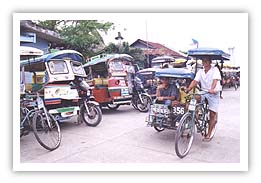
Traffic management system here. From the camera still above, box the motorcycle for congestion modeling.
[74,77,102,127]
[131,76,152,112]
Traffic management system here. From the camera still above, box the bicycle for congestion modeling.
[174,89,218,158]
[20,92,61,151]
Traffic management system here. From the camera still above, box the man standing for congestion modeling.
[186,56,222,141]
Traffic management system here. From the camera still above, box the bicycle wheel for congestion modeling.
[32,110,61,151]
[20,107,31,137]
[175,112,195,158]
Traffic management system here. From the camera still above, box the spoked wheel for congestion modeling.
[107,104,120,110]
[20,107,31,137]
[136,95,152,112]
[131,102,138,110]
[175,112,195,158]
[81,103,102,127]
[32,110,61,151]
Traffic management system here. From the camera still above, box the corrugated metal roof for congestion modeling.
[130,39,186,58]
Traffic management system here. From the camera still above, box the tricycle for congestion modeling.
[146,68,195,131]
[84,54,151,112]
[20,50,102,126]
[151,55,175,68]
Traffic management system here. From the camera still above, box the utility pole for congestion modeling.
[145,20,150,68]
[228,46,235,66]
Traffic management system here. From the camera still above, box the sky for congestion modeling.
[15,13,247,67]
[99,13,248,67]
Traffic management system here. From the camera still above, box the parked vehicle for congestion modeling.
[73,77,102,126]
[131,76,152,112]
[20,50,102,126]
[151,55,175,68]
[135,67,159,99]
[222,69,240,90]
[83,54,135,110]
[20,92,61,151]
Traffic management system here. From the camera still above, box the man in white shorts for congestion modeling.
[186,56,222,141]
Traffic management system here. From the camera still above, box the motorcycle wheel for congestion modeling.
[136,95,152,112]
[107,104,120,110]
[131,96,138,110]
[81,103,102,127]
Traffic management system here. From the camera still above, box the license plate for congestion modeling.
[121,88,129,96]
[173,106,185,115]
[188,99,197,111]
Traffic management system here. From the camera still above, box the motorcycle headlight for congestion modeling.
[87,90,91,96]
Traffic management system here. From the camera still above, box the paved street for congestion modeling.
[20,87,240,164]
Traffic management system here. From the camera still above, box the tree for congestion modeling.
[104,42,146,68]
[37,20,113,58]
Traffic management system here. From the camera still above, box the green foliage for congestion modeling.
[36,20,145,68]
[104,42,146,68]
[36,20,113,58]
[37,20,60,31]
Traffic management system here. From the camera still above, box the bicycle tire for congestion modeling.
[175,112,195,158]
[20,107,31,137]
[32,110,61,151]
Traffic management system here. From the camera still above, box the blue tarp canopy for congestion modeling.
[83,54,133,67]
[20,50,84,66]
[155,68,195,79]
[187,47,230,61]
[151,55,175,63]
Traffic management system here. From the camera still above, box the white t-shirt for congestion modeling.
[194,66,222,92]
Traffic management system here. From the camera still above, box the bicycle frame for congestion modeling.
[20,93,53,135]
[187,90,209,132]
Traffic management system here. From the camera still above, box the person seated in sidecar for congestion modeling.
[179,78,199,111]
[155,77,180,107]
